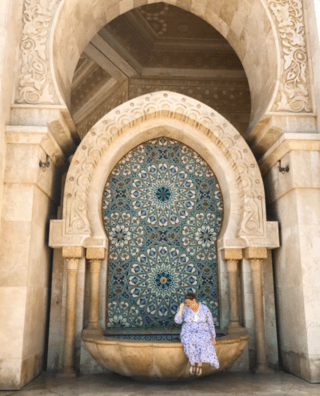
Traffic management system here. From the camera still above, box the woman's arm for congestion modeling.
[205,305,216,339]
[174,303,185,324]
[174,311,183,324]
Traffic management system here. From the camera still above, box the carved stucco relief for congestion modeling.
[268,0,312,112]
[16,0,60,104]
[63,92,266,240]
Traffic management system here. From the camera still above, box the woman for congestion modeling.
[174,292,219,376]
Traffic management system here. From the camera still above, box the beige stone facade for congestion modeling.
[0,0,319,390]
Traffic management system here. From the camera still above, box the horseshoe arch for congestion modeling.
[49,91,279,250]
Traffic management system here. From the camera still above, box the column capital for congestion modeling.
[62,246,85,259]
[221,248,243,261]
[86,247,106,260]
[244,247,268,260]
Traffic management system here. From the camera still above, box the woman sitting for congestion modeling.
[174,292,219,376]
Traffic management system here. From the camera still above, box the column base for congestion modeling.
[254,363,274,374]
[228,322,242,330]
[56,367,78,378]
[82,327,104,338]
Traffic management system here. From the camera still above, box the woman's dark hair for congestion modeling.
[184,293,197,301]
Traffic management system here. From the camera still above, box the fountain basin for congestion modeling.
[82,328,250,380]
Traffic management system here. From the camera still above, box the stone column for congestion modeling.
[222,248,243,332]
[59,246,84,378]
[0,127,64,390]
[245,247,272,373]
[86,248,105,334]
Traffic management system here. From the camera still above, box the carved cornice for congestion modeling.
[5,125,66,169]
[259,133,320,175]
[268,0,312,112]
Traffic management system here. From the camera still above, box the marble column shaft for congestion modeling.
[250,259,267,366]
[88,260,101,329]
[227,260,241,328]
[245,247,271,373]
[61,246,84,377]
[222,249,243,330]
[86,248,105,332]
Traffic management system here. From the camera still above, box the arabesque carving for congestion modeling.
[17,0,59,104]
[268,0,312,112]
[64,92,266,239]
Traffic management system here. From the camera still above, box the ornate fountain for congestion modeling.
[82,137,250,380]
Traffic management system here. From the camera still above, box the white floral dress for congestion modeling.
[174,304,219,368]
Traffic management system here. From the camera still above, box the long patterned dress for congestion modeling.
[174,303,219,368]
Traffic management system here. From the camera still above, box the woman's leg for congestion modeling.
[196,363,202,376]
[184,342,200,364]
[189,362,196,375]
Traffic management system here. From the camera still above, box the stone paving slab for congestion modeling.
[1,370,320,396]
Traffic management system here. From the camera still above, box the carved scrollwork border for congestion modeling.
[63,92,267,240]
[16,0,60,104]
[268,0,312,112]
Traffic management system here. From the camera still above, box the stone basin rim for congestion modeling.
[82,330,250,380]
[82,333,250,348]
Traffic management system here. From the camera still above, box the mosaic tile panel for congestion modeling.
[103,137,223,331]
[105,333,225,341]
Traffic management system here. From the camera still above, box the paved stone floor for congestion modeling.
[1,369,320,396]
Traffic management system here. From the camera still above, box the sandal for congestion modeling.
[189,363,196,375]
[196,365,203,376]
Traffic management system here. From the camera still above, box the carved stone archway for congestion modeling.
[49,91,279,377]
[13,0,314,170]
[49,0,280,132]
[50,91,278,249]
[12,0,286,135]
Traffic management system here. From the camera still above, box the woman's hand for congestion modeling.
[212,338,216,345]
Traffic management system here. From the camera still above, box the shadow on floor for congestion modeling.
[1,368,320,396]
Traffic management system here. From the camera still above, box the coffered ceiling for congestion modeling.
[71,3,251,139]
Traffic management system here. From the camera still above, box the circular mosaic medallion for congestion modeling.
[156,187,171,202]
